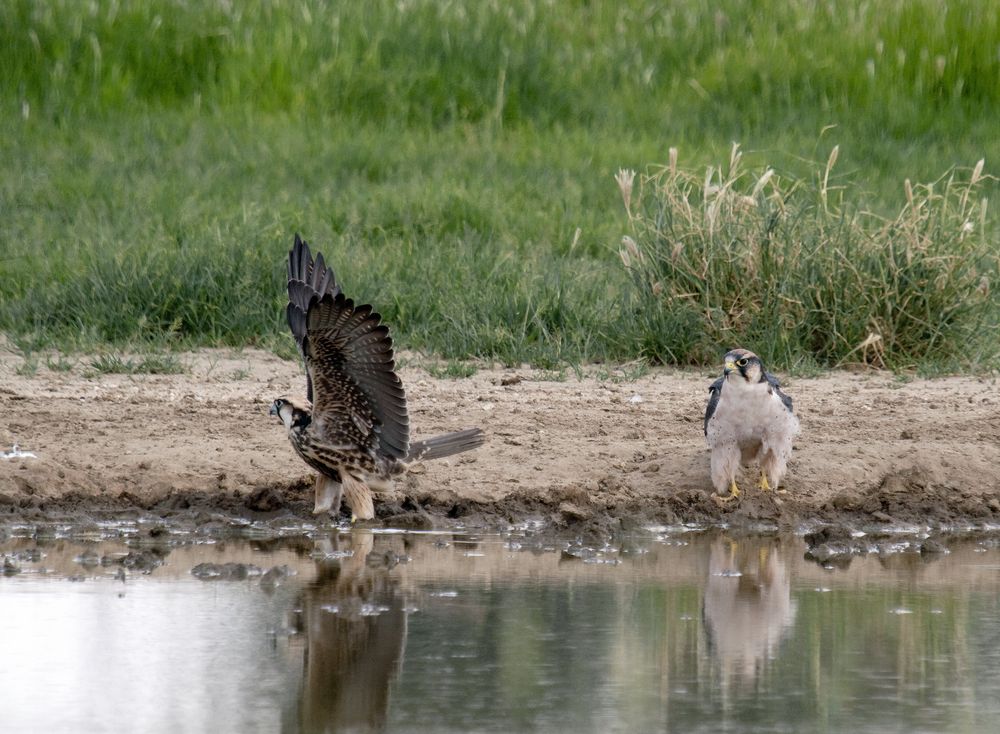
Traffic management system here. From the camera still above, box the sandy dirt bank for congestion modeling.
[2,348,998,534]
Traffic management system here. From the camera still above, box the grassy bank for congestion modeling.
[1,0,997,369]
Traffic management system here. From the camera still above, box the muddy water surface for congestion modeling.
[2,526,999,733]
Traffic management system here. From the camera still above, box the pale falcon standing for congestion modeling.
[704,348,799,504]
[270,234,485,521]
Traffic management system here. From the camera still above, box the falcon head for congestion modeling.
[269,396,313,430]
[722,348,763,383]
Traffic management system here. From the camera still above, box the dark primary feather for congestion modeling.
[763,371,794,413]
[306,292,410,461]
[767,372,795,413]
[286,234,341,402]
[704,376,724,436]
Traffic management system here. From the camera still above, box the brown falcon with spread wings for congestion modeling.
[270,235,485,520]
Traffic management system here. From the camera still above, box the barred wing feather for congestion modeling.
[305,292,410,461]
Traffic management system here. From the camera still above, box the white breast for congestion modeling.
[707,378,798,449]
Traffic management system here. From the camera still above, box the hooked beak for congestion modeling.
[268,402,278,417]
[724,360,736,375]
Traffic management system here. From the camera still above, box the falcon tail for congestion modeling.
[407,428,485,462]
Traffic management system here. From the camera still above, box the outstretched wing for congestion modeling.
[704,376,724,436]
[286,234,341,402]
[763,371,794,413]
[305,291,410,461]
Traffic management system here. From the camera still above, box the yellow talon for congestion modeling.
[759,471,771,492]
[712,480,741,506]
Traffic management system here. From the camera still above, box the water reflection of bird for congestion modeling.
[270,235,485,520]
[286,533,408,733]
[704,348,799,504]
[702,536,796,694]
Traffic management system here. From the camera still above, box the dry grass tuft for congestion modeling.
[619,148,999,369]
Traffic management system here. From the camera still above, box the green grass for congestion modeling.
[1,0,998,370]
[87,353,187,375]
[15,358,39,377]
[593,361,652,383]
[423,361,479,380]
[530,369,569,383]
[45,354,76,372]
[5,0,997,133]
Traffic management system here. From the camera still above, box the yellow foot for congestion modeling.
[759,472,789,495]
[712,481,741,507]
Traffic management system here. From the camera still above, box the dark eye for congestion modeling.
[736,358,749,367]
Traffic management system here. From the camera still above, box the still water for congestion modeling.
[1,526,999,734]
